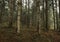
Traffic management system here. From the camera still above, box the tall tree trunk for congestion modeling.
[8,0,14,28]
[59,0,60,31]
[17,0,22,33]
[55,0,59,31]
[0,1,2,23]
[0,0,5,27]
[45,0,48,31]
[36,0,41,34]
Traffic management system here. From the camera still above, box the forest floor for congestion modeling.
[0,27,60,42]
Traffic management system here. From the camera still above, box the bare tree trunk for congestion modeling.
[59,0,60,31]
[0,0,5,27]
[36,0,41,34]
[8,0,14,28]
[0,1,2,23]
[17,0,22,33]
[55,0,59,31]
[45,0,49,31]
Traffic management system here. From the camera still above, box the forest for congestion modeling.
[0,0,60,42]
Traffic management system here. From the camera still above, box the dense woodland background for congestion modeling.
[0,0,60,42]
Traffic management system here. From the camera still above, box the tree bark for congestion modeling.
[17,0,22,33]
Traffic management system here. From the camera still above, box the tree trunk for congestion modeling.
[8,0,14,28]
[17,0,22,33]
